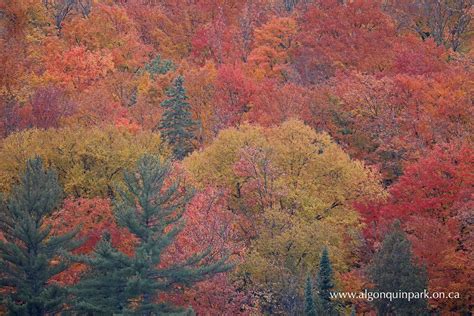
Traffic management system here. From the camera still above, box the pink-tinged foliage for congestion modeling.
[47,197,136,285]
[0,0,472,313]
[357,144,473,311]
[214,64,256,129]
[162,187,251,314]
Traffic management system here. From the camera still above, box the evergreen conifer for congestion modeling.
[158,76,197,160]
[305,276,317,316]
[73,155,231,314]
[0,158,79,315]
[368,221,428,315]
[317,247,337,315]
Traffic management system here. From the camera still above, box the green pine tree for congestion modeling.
[368,221,428,316]
[305,276,317,316]
[73,155,231,314]
[144,55,174,78]
[317,247,337,315]
[0,157,80,315]
[70,232,133,314]
[158,76,197,160]
[350,305,356,316]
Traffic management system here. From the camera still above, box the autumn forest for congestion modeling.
[0,0,473,315]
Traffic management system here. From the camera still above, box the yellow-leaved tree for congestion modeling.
[184,120,385,313]
[0,126,168,197]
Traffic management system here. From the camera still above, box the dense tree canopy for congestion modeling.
[0,0,472,314]
[0,158,80,315]
[184,120,385,314]
[0,126,168,197]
